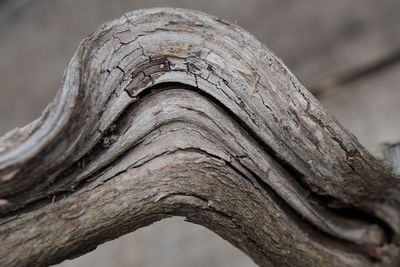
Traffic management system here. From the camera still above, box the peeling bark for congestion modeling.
[0,8,400,266]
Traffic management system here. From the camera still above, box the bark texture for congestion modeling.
[1,8,400,266]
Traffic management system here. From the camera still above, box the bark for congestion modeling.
[0,8,400,266]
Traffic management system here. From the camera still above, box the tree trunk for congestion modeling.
[1,8,400,266]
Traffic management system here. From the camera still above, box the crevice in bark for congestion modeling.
[1,8,400,266]
[10,81,391,261]
[234,156,387,262]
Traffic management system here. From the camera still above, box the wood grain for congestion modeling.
[1,8,399,266]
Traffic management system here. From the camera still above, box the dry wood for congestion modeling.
[0,8,400,266]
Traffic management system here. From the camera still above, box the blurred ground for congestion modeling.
[1,0,400,266]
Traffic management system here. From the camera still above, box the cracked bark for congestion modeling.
[1,8,400,267]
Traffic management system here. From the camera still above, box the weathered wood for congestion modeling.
[4,1,400,137]
[1,8,400,266]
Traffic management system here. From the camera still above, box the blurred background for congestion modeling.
[1,0,400,266]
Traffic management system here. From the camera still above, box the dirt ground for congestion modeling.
[1,1,400,266]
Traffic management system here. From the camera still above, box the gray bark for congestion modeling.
[1,8,400,266]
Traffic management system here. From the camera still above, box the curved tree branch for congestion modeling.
[0,8,399,266]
